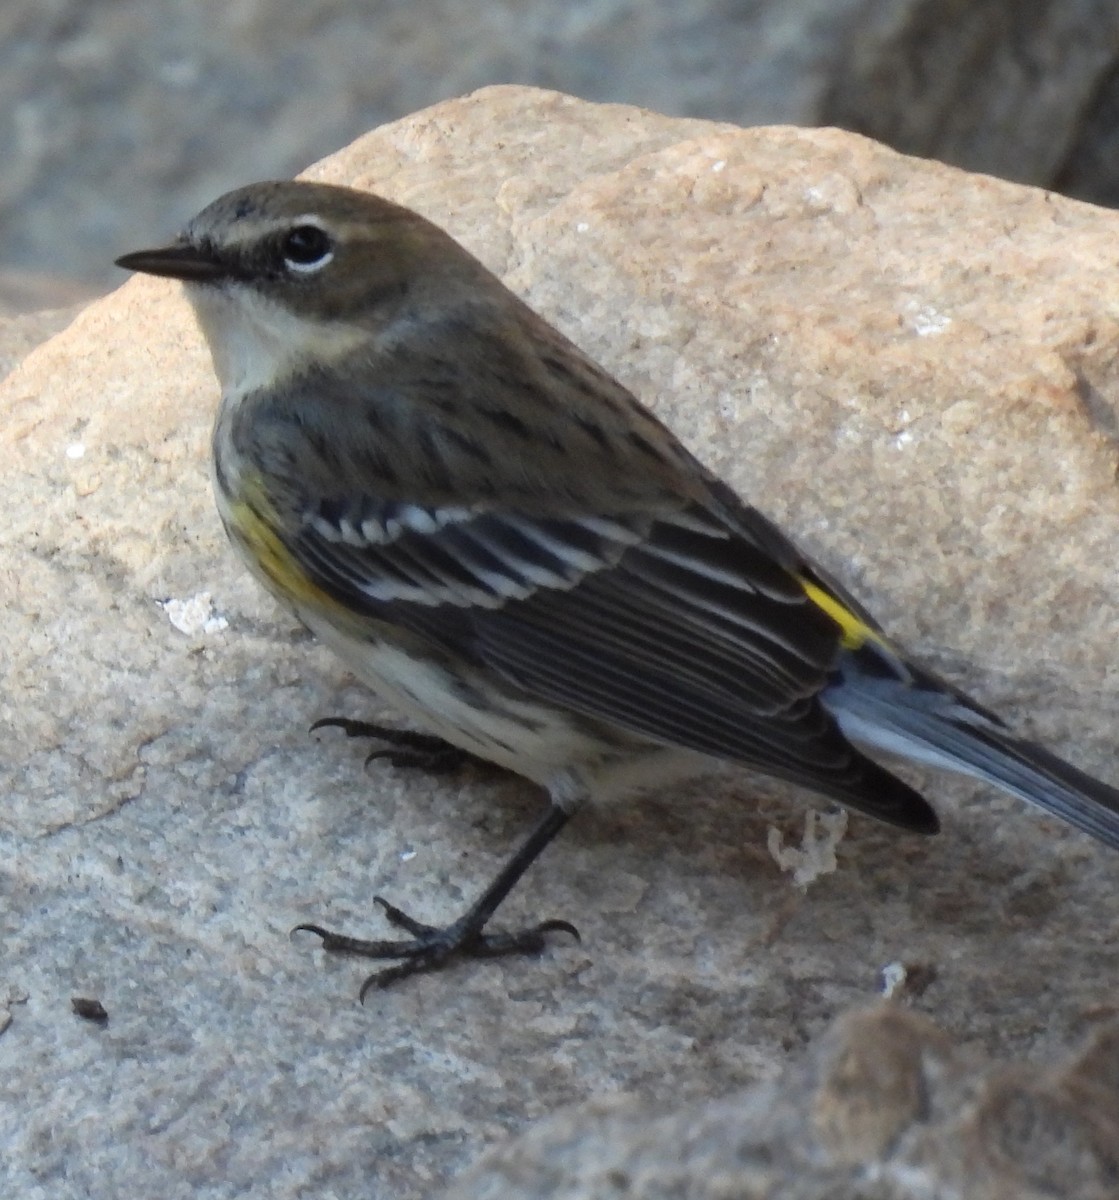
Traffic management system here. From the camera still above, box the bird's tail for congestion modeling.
[823,645,1119,850]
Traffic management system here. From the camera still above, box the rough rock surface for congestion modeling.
[0,303,82,383]
[4,87,1119,1200]
[441,1005,1119,1200]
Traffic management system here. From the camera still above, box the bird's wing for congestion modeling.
[267,482,934,830]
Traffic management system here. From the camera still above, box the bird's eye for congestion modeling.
[281,224,334,273]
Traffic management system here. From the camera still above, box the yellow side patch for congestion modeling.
[226,495,336,611]
[799,578,881,650]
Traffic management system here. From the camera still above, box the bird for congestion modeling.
[115,179,1119,998]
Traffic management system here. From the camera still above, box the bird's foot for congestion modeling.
[310,718,472,773]
[295,898,579,1000]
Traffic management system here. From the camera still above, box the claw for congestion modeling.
[310,719,471,773]
[294,803,576,999]
[292,899,579,1000]
[373,895,437,937]
[309,717,374,738]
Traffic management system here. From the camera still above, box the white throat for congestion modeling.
[185,281,365,397]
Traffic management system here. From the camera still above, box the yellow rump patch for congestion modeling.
[799,578,881,650]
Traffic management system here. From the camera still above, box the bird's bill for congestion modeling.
[114,243,227,283]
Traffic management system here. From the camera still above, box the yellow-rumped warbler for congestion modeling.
[117,180,1119,998]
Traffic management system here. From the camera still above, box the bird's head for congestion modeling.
[115,180,481,393]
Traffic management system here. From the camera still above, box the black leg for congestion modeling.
[310,717,472,773]
[294,803,579,999]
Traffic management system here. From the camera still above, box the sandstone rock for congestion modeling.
[440,1005,1119,1200]
[3,87,1119,1200]
[0,305,84,383]
[0,263,94,382]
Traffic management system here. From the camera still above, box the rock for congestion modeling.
[0,306,84,383]
[439,1005,1119,1200]
[0,265,94,382]
[3,86,1119,1200]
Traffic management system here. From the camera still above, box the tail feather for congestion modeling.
[810,750,941,836]
[825,653,1119,851]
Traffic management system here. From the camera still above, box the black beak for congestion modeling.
[114,243,229,283]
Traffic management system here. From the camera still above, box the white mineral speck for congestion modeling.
[159,592,229,636]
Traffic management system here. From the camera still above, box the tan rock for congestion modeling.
[0,268,98,382]
[3,86,1119,1200]
[0,304,85,384]
[440,1004,1119,1200]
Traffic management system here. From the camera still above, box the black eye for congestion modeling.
[281,224,333,272]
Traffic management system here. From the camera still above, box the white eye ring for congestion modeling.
[282,219,334,273]
[286,248,334,274]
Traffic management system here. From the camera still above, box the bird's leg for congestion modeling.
[295,803,579,999]
[311,717,472,773]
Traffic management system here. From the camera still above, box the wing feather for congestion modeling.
[281,492,882,784]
